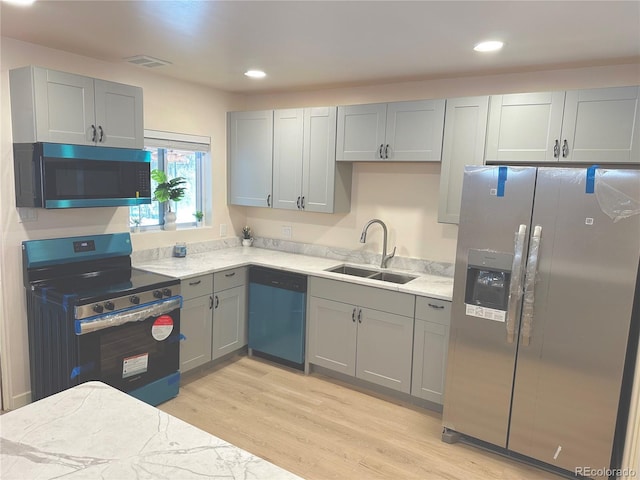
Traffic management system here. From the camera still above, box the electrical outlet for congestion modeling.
[282,225,292,239]
[219,223,227,237]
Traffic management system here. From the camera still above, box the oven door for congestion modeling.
[75,298,181,393]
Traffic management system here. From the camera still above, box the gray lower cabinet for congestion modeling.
[411,296,451,404]
[212,268,247,360]
[307,277,414,394]
[180,275,214,373]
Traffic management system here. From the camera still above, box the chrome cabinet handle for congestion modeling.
[352,308,356,323]
[297,196,301,209]
[521,225,542,346]
[379,144,384,159]
[267,194,271,207]
[301,196,305,209]
[189,280,202,286]
[562,139,569,158]
[98,125,104,142]
[224,272,236,277]
[384,144,389,159]
[553,139,560,158]
[428,303,444,309]
[91,125,97,142]
[506,224,527,343]
[357,309,362,323]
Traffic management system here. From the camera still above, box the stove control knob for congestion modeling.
[153,290,163,299]
[93,304,104,314]
[104,301,115,311]
[129,295,140,305]
[162,288,172,297]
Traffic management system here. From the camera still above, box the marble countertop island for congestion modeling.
[0,381,302,480]
[135,246,454,301]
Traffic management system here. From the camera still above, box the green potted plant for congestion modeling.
[151,169,186,230]
[130,217,141,234]
[193,211,204,227]
[242,226,253,246]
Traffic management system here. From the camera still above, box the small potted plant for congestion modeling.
[151,169,186,231]
[242,226,253,247]
[193,211,204,227]
[130,218,141,234]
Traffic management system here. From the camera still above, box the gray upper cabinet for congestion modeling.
[228,110,274,207]
[438,96,489,224]
[231,107,351,213]
[336,99,446,162]
[9,66,143,149]
[486,86,640,163]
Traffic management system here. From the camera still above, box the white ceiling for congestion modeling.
[1,0,639,94]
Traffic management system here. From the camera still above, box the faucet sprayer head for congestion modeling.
[359,232,367,243]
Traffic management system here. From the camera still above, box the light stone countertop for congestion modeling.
[0,381,302,480]
[135,246,453,301]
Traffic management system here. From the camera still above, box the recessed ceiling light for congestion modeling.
[2,0,36,5]
[474,40,504,52]
[244,70,266,79]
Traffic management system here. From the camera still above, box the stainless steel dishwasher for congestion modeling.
[248,267,307,369]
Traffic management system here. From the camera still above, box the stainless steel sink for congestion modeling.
[326,265,379,277]
[326,265,417,284]
[368,271,417,284]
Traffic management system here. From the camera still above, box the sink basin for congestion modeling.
[326,265,417,284]
[326,265,379,277]
[368,271,417,284]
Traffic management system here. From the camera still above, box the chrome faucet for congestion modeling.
[360,219,396,268]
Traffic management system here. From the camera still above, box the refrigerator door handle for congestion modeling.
[521,225,542,346]
[506,224,528,343]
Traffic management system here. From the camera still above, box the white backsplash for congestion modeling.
[133,236,454,277]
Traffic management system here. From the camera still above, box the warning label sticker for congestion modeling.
[152,315,174,341]
[465,304,506,323]
[123,353,148,378]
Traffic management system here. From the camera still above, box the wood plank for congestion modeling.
[159,355,562,479]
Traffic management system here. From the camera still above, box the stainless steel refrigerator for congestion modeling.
[442,166,640,478]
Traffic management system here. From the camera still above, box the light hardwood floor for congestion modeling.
[159,355,560,479]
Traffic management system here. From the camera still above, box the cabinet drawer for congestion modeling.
[181,274,213,300]
[214,267,247,292]
[415,296,451,325]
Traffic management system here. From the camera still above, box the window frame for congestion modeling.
[131,130,210,232]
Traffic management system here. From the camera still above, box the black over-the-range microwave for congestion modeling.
[13,142,152,208]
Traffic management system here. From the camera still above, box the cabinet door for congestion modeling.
[180,295,213,372]
[94,80,144,149]
[272,108,304,210]
[212,285,247,360]
[302,107,338,213]
[485,92,565,162]
[33,67,95,145]
[355,307,414,394]
[561,86,640,163]
[307,297,357,375]
[336,103,387,161]
[385,99,446,161]
[412,298,451,404]
[228,110,273,207]
[438,96,489,224]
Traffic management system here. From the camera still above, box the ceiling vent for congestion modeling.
[124,55,172,68]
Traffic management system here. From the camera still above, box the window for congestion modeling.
[130,130,210,229]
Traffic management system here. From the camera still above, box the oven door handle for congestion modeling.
[74,296,183,335]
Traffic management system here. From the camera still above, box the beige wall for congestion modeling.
[1,38,639,469]
[0,37,243,409]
